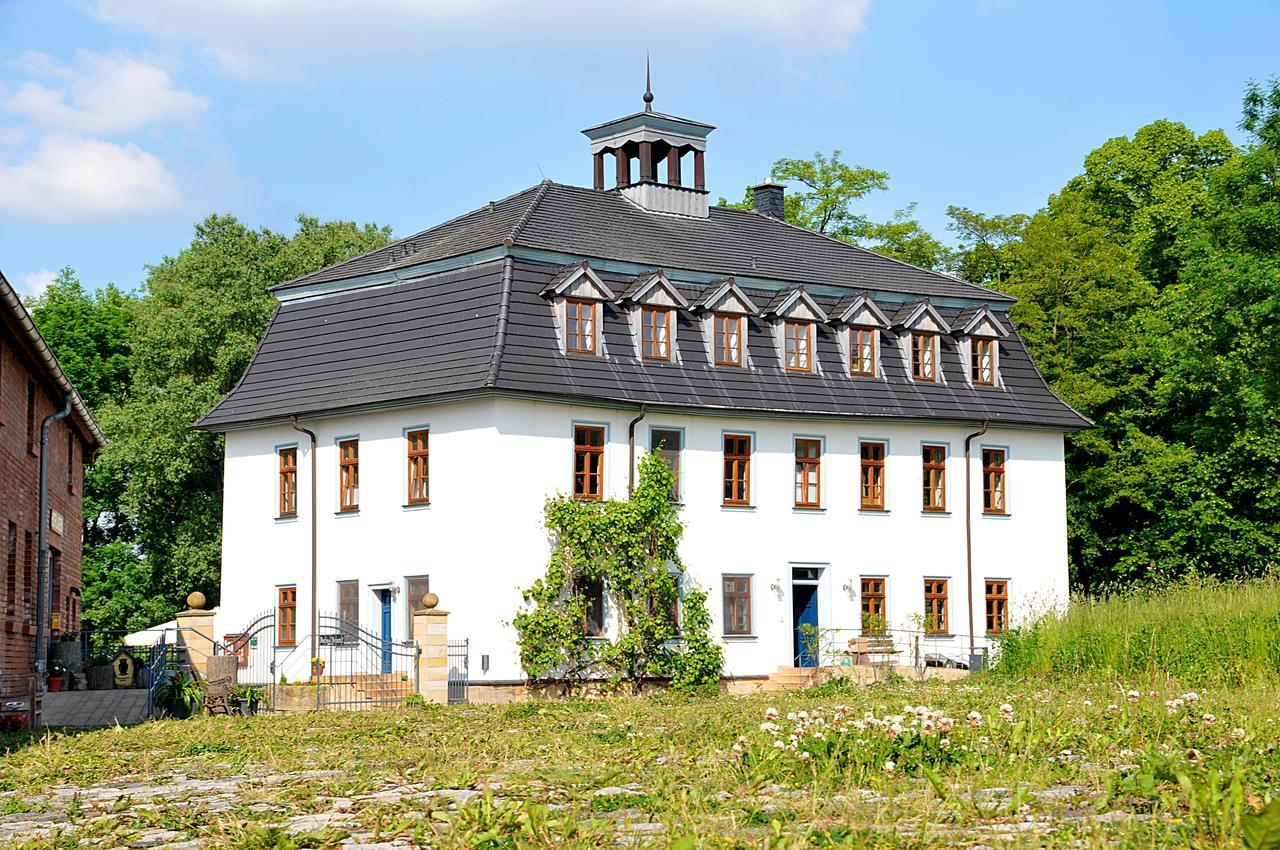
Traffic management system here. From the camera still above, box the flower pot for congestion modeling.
[47,675,64,692]
[311,662,325,679]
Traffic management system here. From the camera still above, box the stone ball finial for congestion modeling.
[422,592,439,610]
[187,591,207,610]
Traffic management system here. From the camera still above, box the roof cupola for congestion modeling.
[582,60,715,218]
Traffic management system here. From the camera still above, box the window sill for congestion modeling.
[334,510,360,518]
[403,502,432,512]
[793,506,825,514]
[982,512,1012,520]
[921,510,952,517]
[274,516,299,524]
[859,507,890,515]
[923,633,954,639]
[722,634,757,642]
[721,504,755,512]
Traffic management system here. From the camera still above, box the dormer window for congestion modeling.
[784,321,812,372]
[850,327,876,377]
[971,338,995,385]
[641,307,671,361]
[566,299,597,355]
[912,332,938,381]
[714,313,743,366]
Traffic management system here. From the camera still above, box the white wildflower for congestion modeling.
[884,760,896,773]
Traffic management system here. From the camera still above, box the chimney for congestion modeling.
[749,180,786,219]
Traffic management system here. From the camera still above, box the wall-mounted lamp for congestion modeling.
[481,654,490,673]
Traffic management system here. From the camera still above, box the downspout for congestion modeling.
[291,417,318,670]
[627,405,648,494]
[963,419,990,659]
[34,393,73,676]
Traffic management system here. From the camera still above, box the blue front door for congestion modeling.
[379,590,392,674]
[792,583,819,667]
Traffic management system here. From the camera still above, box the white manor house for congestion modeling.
[197,92,1089,693]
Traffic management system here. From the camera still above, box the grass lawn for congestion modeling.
[2,673,1279,848]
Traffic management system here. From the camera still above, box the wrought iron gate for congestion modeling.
[221,609,278,711]
[316,612,419,710]
[447,639,469,705]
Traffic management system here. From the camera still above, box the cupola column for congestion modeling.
[616,148,630,187]
[693,150,706,191]
[639,140,655,183]
[593,151,606,191]
[666,147,682,186]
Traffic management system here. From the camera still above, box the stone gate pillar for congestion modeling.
[175,591,217,679]
[412,593,449,704]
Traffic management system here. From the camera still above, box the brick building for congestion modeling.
[0,271,104,680]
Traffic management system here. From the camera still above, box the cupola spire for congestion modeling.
[582,69,715,218]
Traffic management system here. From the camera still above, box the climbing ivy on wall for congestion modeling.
[513,452,723,693]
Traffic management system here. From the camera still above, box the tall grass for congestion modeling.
[993,577,1280,686]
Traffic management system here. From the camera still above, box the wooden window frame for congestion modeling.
[985,579,1009,635]
[982,448,1008,514]
[338,439,359,512]
[722,434,752,506]
[722,574,753,636]
[911,332,938,382]
[278,447,298,518]
[649,428,682,501]
[406,429,430,506]
[861,577,887,635]
[784,320,813,372]
[860,441,887,510]
[850,326,876,377]
[922,444,947,512]
[640,307,672,361]
[924,578,949,635]
[713,313,743,367]
[793,437,822,509]
[22,531,33,622]
[573,425,605,501]
[337,579,359,638]
[565,298,597,355]
[971,337,996,385]
[405,576,430,632]
[223,633,250,668]
[277,586,297,646]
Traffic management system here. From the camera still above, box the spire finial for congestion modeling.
[643,53,654,112]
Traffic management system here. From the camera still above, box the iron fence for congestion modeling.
[447,640,469,705]
[794,625,1002,673]
[314,612,419,710]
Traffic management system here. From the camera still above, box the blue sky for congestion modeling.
[0,0,1276,296]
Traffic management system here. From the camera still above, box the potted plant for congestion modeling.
[46,663,67,692]
[234,684,267,716]
[310,657,325,678]
[86,652,115,690]
[154,670,204,718]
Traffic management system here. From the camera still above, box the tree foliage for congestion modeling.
[35,214,391,632]
[513,452,723,693]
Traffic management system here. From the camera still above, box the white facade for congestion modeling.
[216,394,1069,683]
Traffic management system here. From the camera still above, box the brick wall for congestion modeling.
[0,332,92,678]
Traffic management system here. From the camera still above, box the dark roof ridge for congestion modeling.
[484,256,516,388]
[505,179,553,247]
[723,205,1013,304]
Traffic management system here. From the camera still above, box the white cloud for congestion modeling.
[91,0,872,80]
[2,50,209,134]
[19,269,56,298]
[0,133,180,220]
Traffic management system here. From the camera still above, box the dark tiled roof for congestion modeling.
[274,182,1013,304]
[197,258,1089,431]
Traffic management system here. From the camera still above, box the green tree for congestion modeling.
[79,214,391,630]
[24,267,136,410]
[860,203,953,270]
[946,206,1029,287]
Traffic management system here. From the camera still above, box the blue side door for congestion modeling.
[379,590,392,674]
[792,583,819,667]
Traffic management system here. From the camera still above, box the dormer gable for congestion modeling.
[950,305,1009,339]
[829,292,890,329]
[615,270,689,309]
[890,299,949,335]
[688,277,759,316]
[760,287,828,323]
[539,261,616,302]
